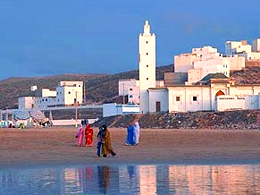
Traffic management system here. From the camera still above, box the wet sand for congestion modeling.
[0,127,260,167]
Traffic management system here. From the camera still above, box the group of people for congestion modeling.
[125,121,140,146]
[76,121,116,158]
[76,117,141,158]
[97,124,116,157]
[76,119,94,147]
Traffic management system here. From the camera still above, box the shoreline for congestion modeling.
[1,127,260,168]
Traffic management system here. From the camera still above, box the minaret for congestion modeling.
[139,20,156,113]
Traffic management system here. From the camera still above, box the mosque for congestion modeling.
[119,20,260,114]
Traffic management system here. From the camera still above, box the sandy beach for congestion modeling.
[0,127,260,168]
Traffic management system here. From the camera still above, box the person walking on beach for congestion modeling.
[99,125,116,157]
[76,120,84,147]
[97,126,104,157]
[134,121,140,145]
[125,122,136,146]
[85,120,93,147]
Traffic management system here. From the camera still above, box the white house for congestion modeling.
[118,79,140,104]
[186,58,230,85]
[56,81,83,106]
[18,97,35,110]
[175,46,245,85]
[225,40,251,56]
[225,39,260,60]
[252,39,260,52]
[18,81,84,109]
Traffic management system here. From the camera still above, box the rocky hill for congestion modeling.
[0,65,173,109]
[230,66,260,84]
[93,109,260,129]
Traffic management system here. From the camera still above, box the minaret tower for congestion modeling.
[139,20,156,113]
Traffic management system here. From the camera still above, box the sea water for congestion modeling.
[0,164,260,195]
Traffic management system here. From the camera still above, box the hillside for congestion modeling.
[230,66,260,84]
[0,65,173,109]
[0,74,106,109]
[0,65,260,109]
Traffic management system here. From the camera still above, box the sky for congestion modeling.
[0,0,260,80]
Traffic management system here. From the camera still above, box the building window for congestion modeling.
[45,99,47,101]
[42,99,44,102]
[146,53,148,55]
[78,85,81,87]
[129,95,133,98]
[146,78,149,80]
[146,64,149,68]
[68,91,71,94]
[146,41,148,44]
[129,88,133,91]
[176,96,180,101]
[193,96,197,101]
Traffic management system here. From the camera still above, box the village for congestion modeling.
[1,20,260,128]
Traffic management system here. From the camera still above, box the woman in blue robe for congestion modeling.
[125,124,136,146]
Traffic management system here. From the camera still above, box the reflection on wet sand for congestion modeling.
[1,164,260,194]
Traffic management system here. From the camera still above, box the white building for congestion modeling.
[135,21,260,113]
[56,81,83,106]
[174,46,245,85]
[18,97,35,110]
[225,39,260,60]
[186,58,230,85]
[18,81,84,109]
[36,88,56,97]
[252,39,260,52]
[139,20,156,113]
[225,40,251,56]
[118,79,140,104]
[148,78,260,113]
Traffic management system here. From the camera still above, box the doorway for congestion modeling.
[156,101,161,112]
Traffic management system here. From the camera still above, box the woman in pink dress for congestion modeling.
[76,120,84,147]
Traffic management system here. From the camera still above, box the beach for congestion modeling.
[0,127,260,168]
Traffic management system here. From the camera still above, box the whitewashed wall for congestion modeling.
[34,97,56,109]
[18,97,35,109]
[174,53,198,72]
[148,88,168,112]
[216,95,259,111]
[118,79,138,96]
[103,103,140,117]
[224,56,245,71]
[168,86,212,112]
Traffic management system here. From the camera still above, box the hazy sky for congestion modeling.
[0,0,260,80]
